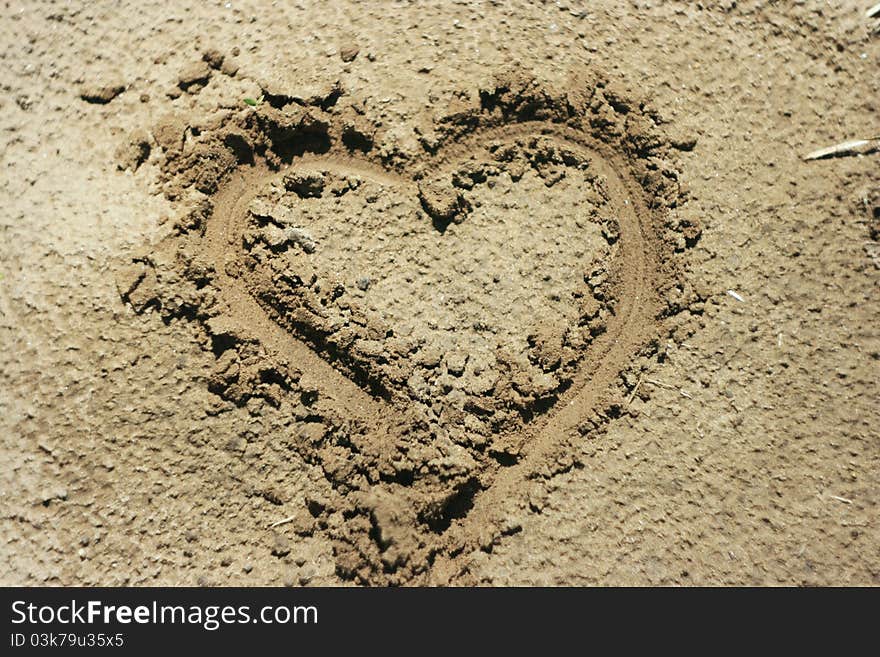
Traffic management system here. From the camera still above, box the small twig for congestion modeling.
[267,515,297,529]
[803,137,880,161]
[625,374,643,406]
[828,494,853,505]
[645,378,692,400]
[868,3,880,18]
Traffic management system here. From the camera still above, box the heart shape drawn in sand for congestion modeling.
[121,71,697,584]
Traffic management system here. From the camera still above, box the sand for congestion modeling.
[1,1,878,586]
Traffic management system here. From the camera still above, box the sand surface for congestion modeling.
[1,1,878,586]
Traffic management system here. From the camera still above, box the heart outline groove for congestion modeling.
[119,70,701,584]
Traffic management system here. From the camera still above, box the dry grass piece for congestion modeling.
[625,374,643,406]
[267,515,298,529]
[803,137,880,161]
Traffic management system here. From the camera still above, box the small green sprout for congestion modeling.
[243,95,264,107]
